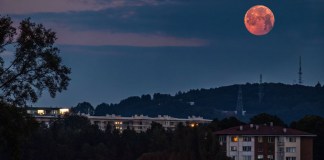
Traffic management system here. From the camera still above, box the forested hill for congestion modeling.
[72,83,324,122]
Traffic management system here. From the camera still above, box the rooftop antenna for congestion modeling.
[258,74,264,103]
[298,56,303,85]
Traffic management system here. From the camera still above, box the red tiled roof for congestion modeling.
[214,124,316,136]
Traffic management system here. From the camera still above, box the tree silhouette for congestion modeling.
[0,16,70,106]
[250,113,286,126]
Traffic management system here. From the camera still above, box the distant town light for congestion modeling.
[190,123,198,128]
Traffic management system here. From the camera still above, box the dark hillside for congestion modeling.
[73,83,324,122]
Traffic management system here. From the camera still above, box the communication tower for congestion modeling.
[298,56,303,85]
[236,86,244,116]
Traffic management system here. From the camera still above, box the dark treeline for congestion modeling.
[72,83,324,122]
[1,103,324,160]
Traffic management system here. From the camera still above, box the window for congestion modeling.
[258,146,263,152]
[286,157,296,160]
[219,136,226,142]
[257,155,264,160]
[287,137,296,142]
[279,137,285,142]
[59,108,69,115]
[114,121,123,125]
[231,136,239,142]
[279,147,284,152]
[286,147,296,153]
[37,109,45,115]
[268,148,274,153]
[243,146,251,152]
[243,155,252,160]
[231,146,237,151]
[268,137,274,143]
[267,155,274,160]
[258,136,263,143]
[243,136,251,142]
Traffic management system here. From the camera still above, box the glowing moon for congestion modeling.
[244,5,275,36]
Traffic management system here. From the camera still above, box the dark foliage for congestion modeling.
[71,102,95,115]
[1,109,323,160]
[20,115,230,160]
[250,113,286,126]
[0,103,38,160]
[0,16,70,106]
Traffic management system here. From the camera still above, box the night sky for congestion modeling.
[1,0,323,107]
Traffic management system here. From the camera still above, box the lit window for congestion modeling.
[59,108,69,115]
[114,121,123,125]
[243,156,252,160]
[231,136,239,142]
[287,137,296,142]
[258,136,263,143]
[286,147,296,153]
[115,126,123,130]
[231,146,237,151]
[37,110,45,115]
[257,155,263,160]
[243,146,251,152]
[243,136,251,142]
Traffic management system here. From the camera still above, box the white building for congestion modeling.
[215,124,316,160]
[86,114,212,132]
[26,107,212,132]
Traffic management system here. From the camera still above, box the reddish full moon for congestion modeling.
[244,5,275,36]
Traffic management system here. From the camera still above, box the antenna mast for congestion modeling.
[298,56,303,85]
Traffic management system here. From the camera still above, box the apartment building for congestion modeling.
[215,124,315,160]
[26,107,212,132]
[87,114,212,132]
[26,107,70,127]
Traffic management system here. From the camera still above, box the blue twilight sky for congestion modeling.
[1,0,323,107]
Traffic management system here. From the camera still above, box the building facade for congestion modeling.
[26,107,212,132]
[26,107,70,127]
[215,124,315,160]
[87,114,212,132]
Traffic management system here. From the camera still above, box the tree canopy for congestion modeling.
[0,16,70,106]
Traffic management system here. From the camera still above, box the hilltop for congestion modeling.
[72,83,324,122]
